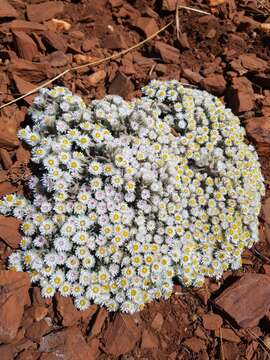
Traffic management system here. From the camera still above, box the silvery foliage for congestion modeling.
[2,80,264,313]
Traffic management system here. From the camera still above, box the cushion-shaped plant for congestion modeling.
[3,80,264,313]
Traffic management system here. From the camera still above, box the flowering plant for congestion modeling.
[3,80,264,313]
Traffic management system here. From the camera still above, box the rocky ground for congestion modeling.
[0,0,270,359]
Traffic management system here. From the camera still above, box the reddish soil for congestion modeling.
[0,0,270,359]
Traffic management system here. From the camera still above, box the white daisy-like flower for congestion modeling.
[75,296,90,311]
[41,282,56,298]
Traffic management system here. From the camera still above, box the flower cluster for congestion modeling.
[3,80,264,313]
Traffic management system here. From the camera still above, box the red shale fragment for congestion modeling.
[39,326,91,359]
[13,31,39,61]
[202,313,223,331]
[215,274,270,328]
[0,0,18,19]
[0,271,30,343]
[135,17,159,38]
[0,215,21,248]
[55,293,97,327]
[26,2,64,23]
[103,314,141,356]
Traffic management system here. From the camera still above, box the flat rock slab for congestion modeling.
[39,326,91,359]
[0,0,18,19]
[26,1,64,23]
[0,271,30,343]
[55,293,97,327]
[215,274,270,328]
[0,215,21,248]
[103,314,141,356]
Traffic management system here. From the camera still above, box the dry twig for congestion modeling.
[219,327,225,360]
[0,21,173,110]
[0,5,210,110]
[246,328,270,354]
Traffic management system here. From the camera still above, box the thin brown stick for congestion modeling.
[246,328,270,354]
[219,328,225,360]
[176,2,181,41]
[0,20,173,110]
[253,248,270,263]
[224,319,270,357]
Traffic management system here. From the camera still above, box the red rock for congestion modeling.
[32,288,47,307]
[9,58,50,83]
[206,28,216,39]
[182,68,203,84]
[42,31,67,52]
[135,17,159,38]
[201,74,226,96]
[192,283,211,306]
[110,0,123,6]
[47,18,71,32]
[0,0,18,19]
[222,342,240,360]
[215,274,270,328]
[87,338,100,360]
[141,329,159,349]
[209,0,226,5]
[102,33,127,50]
[0,271,30,343]
[133,52,155,69]
[70,30,85,40]
[0,182,19,197]
[262,91,270,116]
[9,20,47,32]
[245,117,270,149]
[32,33,46,52]
[262,197,270,225]
[228,77,254,113]
[26,2,64,23]
[155,41,180,64]
[13,31,39,61]
[0,117,20,150]
[0,216,21,248]
[120,59,136,75]
[151,312,164,331]
[14,338,36,354]
[56,293,97,327]
[0,344,15,360]
[245,341,258,360]
[183,337,206,353]
[202,313,223,331]
[117,3,140,19]
[90,308,108,337]
[40,326,90,359]
[43,51,71,67]
[194,327,207,340]
[32,306,48,322]
[214,328,241,343]
[262,264,270,276]
[239,54,268,73]
[230,59,247,76]
[109,72,134,98]
[16,350,40,360]
[86,70,106,86]
[162,0,178,11]
[104,314,141,356]
[178,32,190,49]
[82,38,99,52]
[0,149,13,170]
[261,23,270,33]
[25,319,51,343]
[13,74,36,106]
[23,305,48,324]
